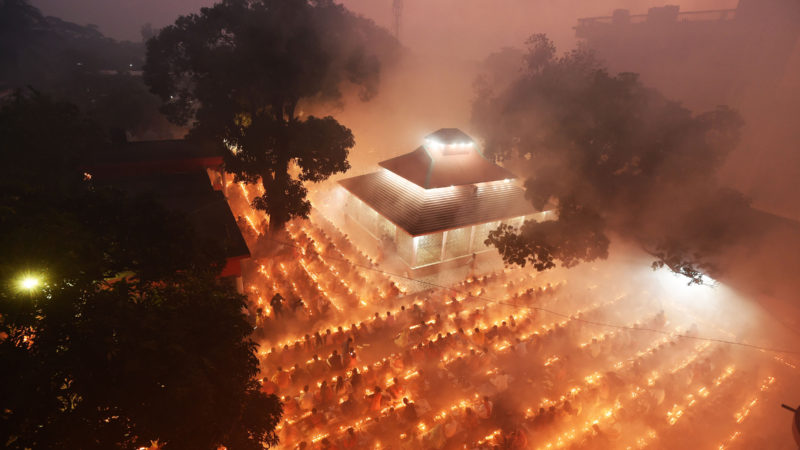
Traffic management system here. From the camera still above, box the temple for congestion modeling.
[338,128,546,274]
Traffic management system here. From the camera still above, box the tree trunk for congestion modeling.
[263,158,291,236]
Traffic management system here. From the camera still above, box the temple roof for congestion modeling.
[378,128,514,189]
[339,169,536,236]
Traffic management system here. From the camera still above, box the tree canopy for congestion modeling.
[144,0,398,233]
[0,0,175,139]
[0,91,281,449]
[473,35,747,284]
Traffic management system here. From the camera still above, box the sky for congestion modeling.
[31,0,738,52]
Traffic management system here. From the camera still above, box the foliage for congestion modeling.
[0,91,281,448]
[0,0,174,138]
[473,35,746,284]
[144,0,398,233]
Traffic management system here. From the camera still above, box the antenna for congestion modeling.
[392,0,404,39]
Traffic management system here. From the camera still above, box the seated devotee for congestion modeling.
[280,345,293,366]
[349,323,361,340]
[339,394,358,418]
[266,346,279,368]
[463,407,480,430]
[366,386,384,414]
[298,385,314,410]
[308,407,326,431]
[372,312,384,329]
[318,437,338,450]
[443,414,460,440]
[314,331,325,349]
[345,351,359,370]
[270,293,285,317]
[471,328,485,347]
[333,375,349,396]
[477,395,493,420]
[318,380,335,407]
[260,377,278,395]
[291,363,309,386]
[308,354,327,378]
[279,420,300,447]
[292,341,303,359]
[389,353,405,373]
[349,368,363,392]
[505,425,528,449]
[387,377,405,400]
[340,427,359,449]
[486,325,500,343]
[328,350,344,371]
[401,397,418,424]
[333,326,347,346]
[342,336,354,356]
[274,367,291,390]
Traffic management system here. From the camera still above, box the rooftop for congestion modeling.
[378,128,514,189]
[340,169,535,236]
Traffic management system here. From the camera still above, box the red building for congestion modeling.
[88,139,250,289]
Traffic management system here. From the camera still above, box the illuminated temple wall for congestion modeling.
[344,192,547,269]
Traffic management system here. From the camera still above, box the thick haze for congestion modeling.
[31,0,735,50]
[21,0,800,446]
[30,0,798,221]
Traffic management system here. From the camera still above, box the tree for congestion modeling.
[472,35,746,284]
[0,91,282,449]
[0,0,177,139]
[144,0,398,234]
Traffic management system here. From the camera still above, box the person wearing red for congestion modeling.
[274,366,291,390]
[340,428,358,449]
[387,376,405,400]
[367,386,383,413]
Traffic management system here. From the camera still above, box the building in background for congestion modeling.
[574,0,800,110]
[339,128,547,275]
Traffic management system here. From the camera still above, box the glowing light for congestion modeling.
[18,274,41,292]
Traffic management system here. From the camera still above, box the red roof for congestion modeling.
[378,129,514,189]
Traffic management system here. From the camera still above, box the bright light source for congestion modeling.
[18,275,41,292]
[503,178,511,183]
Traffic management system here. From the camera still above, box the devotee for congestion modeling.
[387,377,405,400]
[274,366,291,390]
[340,427,359,449]
[367,386,384,413]
[291,363,308,386]
[342,336,354,356]
[299,385,314,410]
[328,350,344,371]
[270,293,284,317]
[345,351,359,370]
[401,397,418,424]
[477,395,493,420]
[350,368,363,392]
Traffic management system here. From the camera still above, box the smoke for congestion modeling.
[24,0,800,445]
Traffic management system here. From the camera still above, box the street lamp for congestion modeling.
[17,274,42,293]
